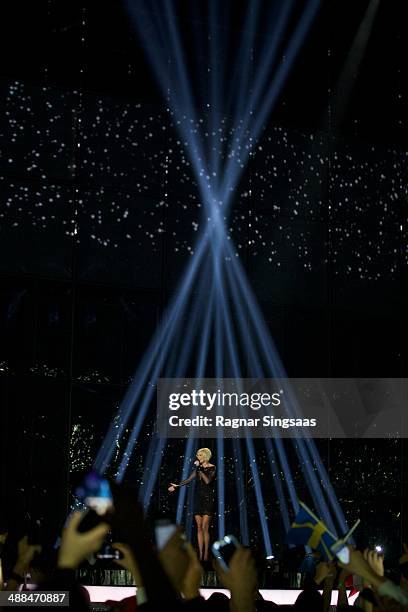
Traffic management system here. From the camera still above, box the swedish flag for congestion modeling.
[286,501,338,561]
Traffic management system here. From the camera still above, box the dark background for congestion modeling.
[0,0,406,565]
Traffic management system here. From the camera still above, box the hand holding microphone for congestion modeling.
[194,459,204,473]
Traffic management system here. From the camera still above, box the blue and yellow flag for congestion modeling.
[286,501,338,561]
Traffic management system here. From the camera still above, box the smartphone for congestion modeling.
[155,519,177,550]
[96,544,123,561]
[75,471,113,516]
[212,534,241,572]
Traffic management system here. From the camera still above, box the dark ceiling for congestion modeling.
[0,0,405,144]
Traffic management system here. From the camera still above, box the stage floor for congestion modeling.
[84,586,359,606]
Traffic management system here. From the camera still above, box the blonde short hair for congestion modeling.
[197,447,212,461]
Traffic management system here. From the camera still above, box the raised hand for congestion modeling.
[364,548,384,577]
[314,561,336,585]
[158,528,189,592]
[214,547,257,612]
[14,536,42,576]
[58,511,109,570]
[112,542,143,585]
[168,483,178,493]
[181,541,202,600]
[338,545,386,592]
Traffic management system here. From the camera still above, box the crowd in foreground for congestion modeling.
[1,483,408,611]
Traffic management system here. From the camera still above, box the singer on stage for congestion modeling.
[168,447,216,561]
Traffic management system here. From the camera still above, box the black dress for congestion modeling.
[193,465,216,516]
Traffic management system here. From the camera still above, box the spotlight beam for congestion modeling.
[273,437,300,514]
[140,262,214,508]
[94,231,210,473]
[215,264,273,557]
[142,438,167,512]
[211,248,249,546]
[175,283,215,525]
[224,244,341,533]
[126,0,215,204]
[226,0,261,130]
[96,1,347,551]
[221,245,297,530]
[101,0,313,475]
[303,439,351,537]
[219,0,321,202]
[208,0,223,180]
[114,239,211,480]
[214,252,226,539]
[264,438,291,532]
[226,0,294,154]
[232,438,250,546]
[211,239,225,538]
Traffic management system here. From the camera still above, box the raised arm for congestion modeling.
[179,470,197,486]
